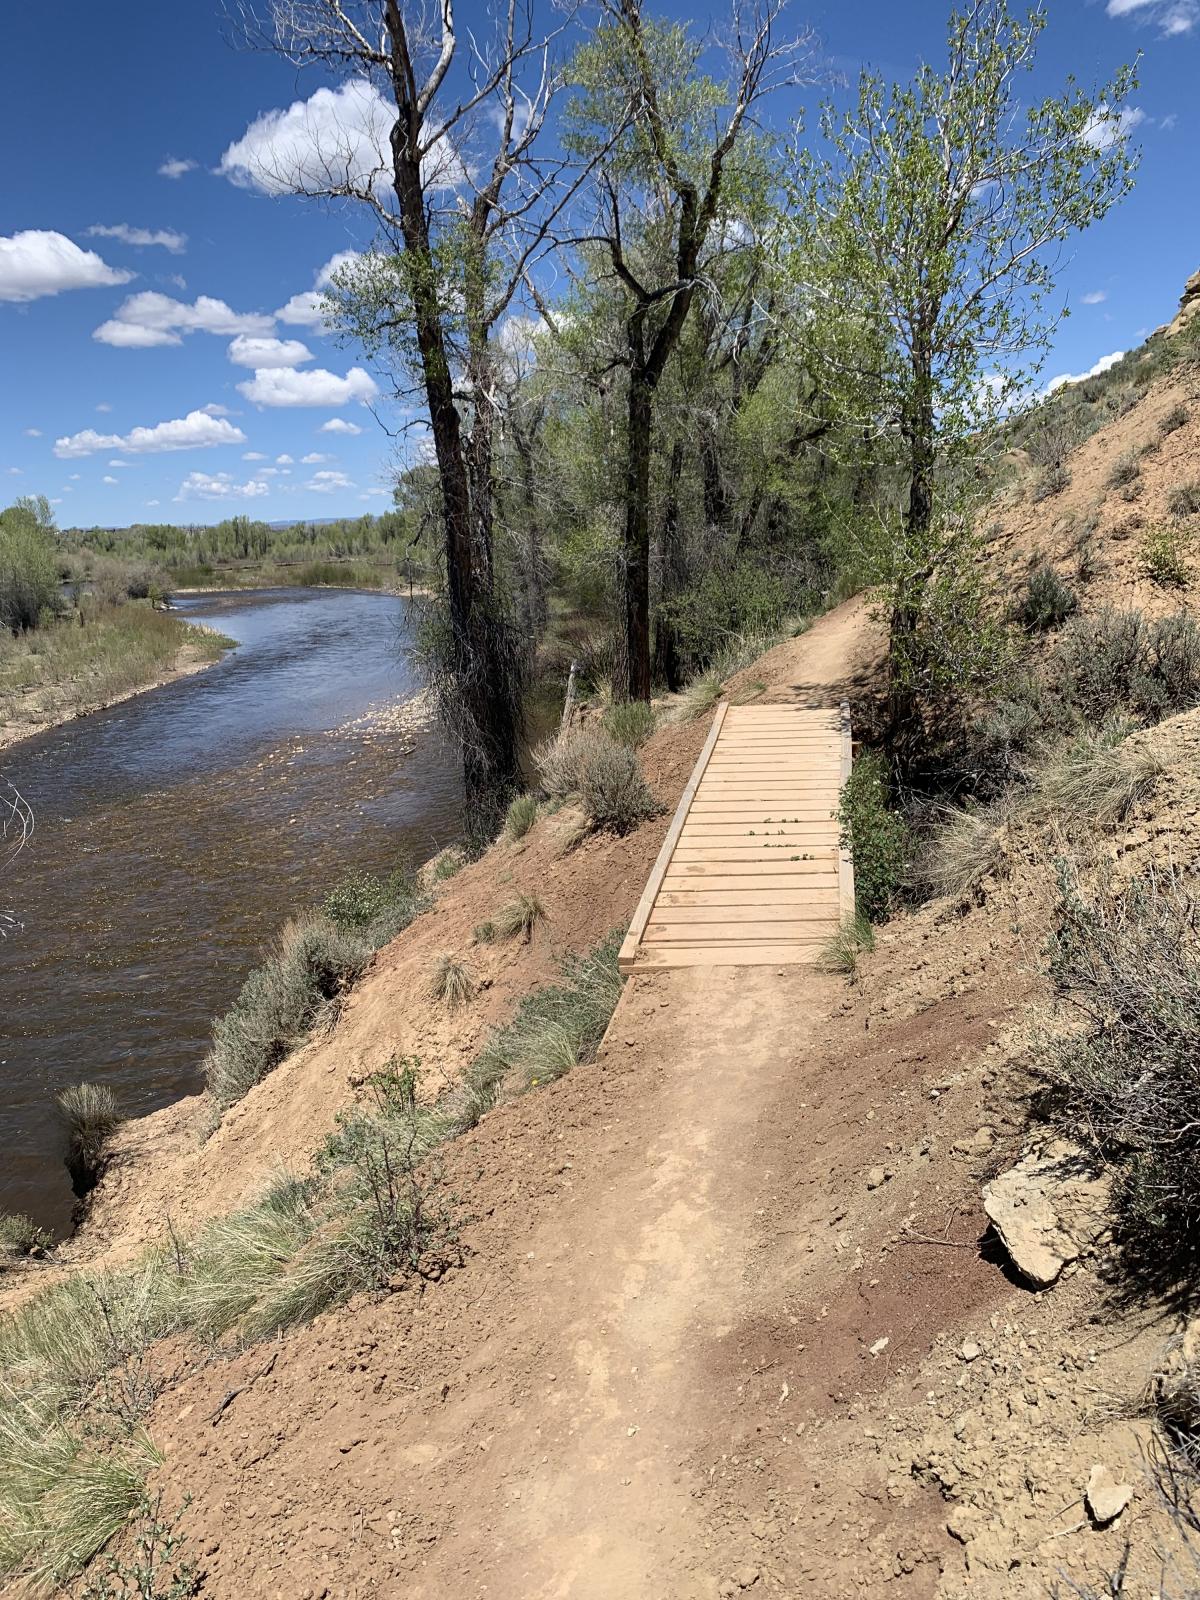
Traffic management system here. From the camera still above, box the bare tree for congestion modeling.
[236,0,597,828]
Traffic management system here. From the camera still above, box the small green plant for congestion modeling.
[1160,402,1189,438]
[428,953,474,1009]
[503,792,539,841]
[837,752,913,923]
[1141,524,1192,588]
[601,700,656,748]
[1167,482,1200,519]
[578,740,657,834]
[473,920,497,945]
[56,1082,123,1197]
[1107,450,1142,490]
[1015,564,1079,632]
[429,847,466,883]
[323,865,417,939]
[78,1491,199,1599]
[821,913,875,976]
[0,1211,51,1262]
[1031,462,1071,502]
[494,893,546,943]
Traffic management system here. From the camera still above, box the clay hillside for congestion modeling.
[6,278,1200,1600]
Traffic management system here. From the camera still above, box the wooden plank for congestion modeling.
[618,702,728,972]
[645,920,834,941]
[680,824,837,836]
[664,857,838,876]
[838,700,855,925]
[645,903,837,924]
[627,943,825,968]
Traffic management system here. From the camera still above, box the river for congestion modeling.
[0,588,463,1236]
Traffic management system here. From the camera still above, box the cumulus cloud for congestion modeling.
[227,334,313,369]
[242,451,267,461]
[158,157,197,179]
[306,469,354,494]
[1081,104,1146,151]
[106,459,128,468]
[276,454,294,464]
[174,471,272,502]
[301,452,331,464]
[219,81,463,200]
[201,402,231,416]
[1106,0,1197,32]
[54,410,246,458]
[319,417,362,436]
[0,230,133,303]
[1045,350,1125,395]
[102,475,118,485]
[87,224,187,254]
[237,366,378,407]
[276,249,364,329]
[94,291,275,348]
[1081,290,1108,305]
[23,428,41,438]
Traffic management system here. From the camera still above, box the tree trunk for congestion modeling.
[652,438,686,691]
[886,346,937,764]
[701,434,727,533]
[623,370,655,702]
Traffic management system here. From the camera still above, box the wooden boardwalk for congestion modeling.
[618,703,853,972]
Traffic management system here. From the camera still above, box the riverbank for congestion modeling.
[0,603,234,754]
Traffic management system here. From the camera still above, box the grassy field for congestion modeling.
[0,603,234,741]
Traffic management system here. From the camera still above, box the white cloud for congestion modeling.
[301,452,331,464]
[54,410,247,458]
[358,488,390,500]
[102,475,118,484]
[242,451,267,462]
[1106,0,1197,32]
[1045,350,1125,395]
[319,417,362,436]
[158,157,197,179]
[174,471,271,502]
[0,230,133,303]
[237,366,378,408]
[219,81,463,201]
[252,467,281,478]
[94,291,275,348]
[6,466,21,476]
[1081,105,1146,152]
[1081,290,1108,305]
[23,427,41,438]
[146,499,160,507]
[68,473,80,481]
[306,469,354,494]
[95,403,113,413]
[276,249,364,329]
[106,459,129,468]
[228,334,312,369]
[276,453,294,464]
[87,224,187,254]
[201,402,231,416]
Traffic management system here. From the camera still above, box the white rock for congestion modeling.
[1086,1464,1133,1525]
[982,1141,1111,1287]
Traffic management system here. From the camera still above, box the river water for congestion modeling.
[0,589,463,1235]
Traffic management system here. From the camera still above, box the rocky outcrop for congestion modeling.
[1165,266,1200,338]
[982,1140,1111,1286]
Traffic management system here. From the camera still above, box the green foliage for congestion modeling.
[821,913,875,976]
[601,700,656,748]
[78,1492,198,1599]
[837,751,914,922]
[1167,482,1200,519]
[1140,524,1192,588]
[502,792,539,840]
[0,1212,51,1263]
[204,916,369,1113]
[322,865,418,941]
[0,496,60,633]
[1015,565,1079,632]
[295,560,384,590]
[56,1082,123,1196]
[578,739,657,833]
[1053,608,1200,723]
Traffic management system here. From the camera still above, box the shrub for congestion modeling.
[602,700,656,748]
[56,1083,123,1197]
[427,954,474,1009]
[1031,463,1070,502]
[1107,450,1142,490]
[204,916,369,1113]
[1141,524,1192,588]
[323,865,418,941]
[533,728,610,800]
[0,502,59,633]
[1053,609,1200,723]
[1037,869,1200,1290]
[1015,565,1079,632]
[820,913,875,976]
[919,799,1012,900]
[1161,402,1190,437]
[1167,482,1200,519]
[578,740,657,833]
[493,893,545,943]
[1032,719,1163,827]
[473,920,497,944]
[837,752,913,922]
[503,792,539,840]
[0,1212,50,1263]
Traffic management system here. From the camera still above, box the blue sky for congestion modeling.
[1,0,1196,529]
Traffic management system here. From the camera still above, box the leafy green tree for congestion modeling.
[0,495,59,633]
[787,0,1139,758]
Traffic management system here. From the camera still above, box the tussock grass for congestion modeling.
[0,1213,50,1263]
[676,665,725,720]
[473,920,497,945]
[1168,482,1200,519]
[56,1083,123,1197]
[533,727,610,801]
[204,915,369,1115]
[493,894,545,943]
[820,914,875,976]
[503,792,539,841]
[427,953,474,1009]
[601,700,656,748]
[919,799,1012,900]
[578,741,657,834]
[1107,449,1143,490]
[1032,720,1164,827]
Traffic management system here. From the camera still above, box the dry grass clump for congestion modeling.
[578,740,657,834]
[1160,402,1190,438]
[493,893,546,943]
[1167,481,1200,519]
[427,953,474,1009]
[601,700,656,748]
[55,1083,123,1197]
[533,727,610,801]
[919,799,1013,900]
[503,792,539,841]
[0,1212,50,1264]
[204,915,369,1115]
[820,913,875,976]
[1107,449,1143,491]
[1032,721,1165,828]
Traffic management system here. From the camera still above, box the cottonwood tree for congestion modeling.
[788,0,1139,759]
[240,0,593,829]
[565,0,815,701]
